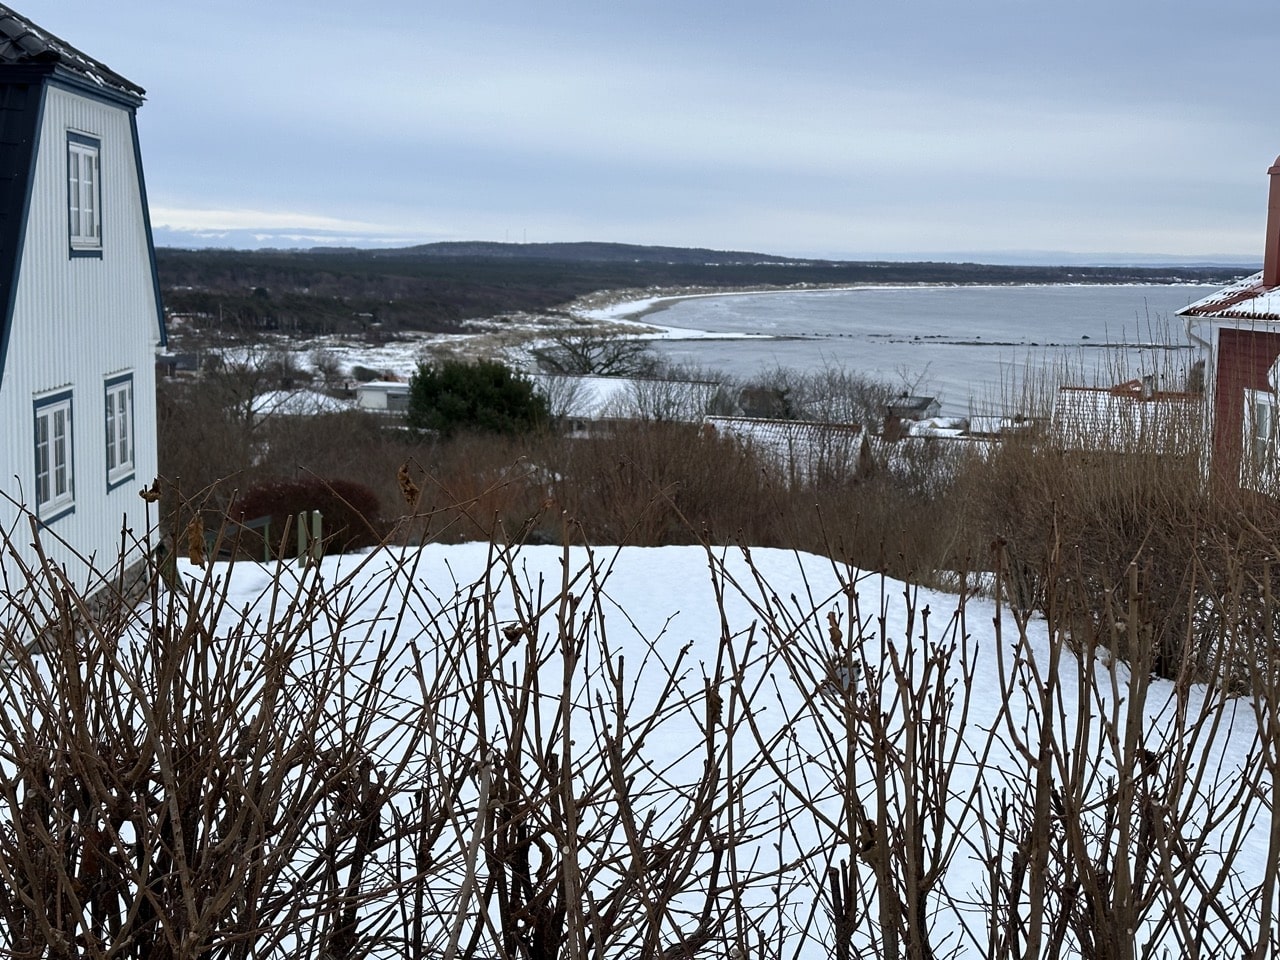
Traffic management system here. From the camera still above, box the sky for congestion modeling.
[21,0,1280,262]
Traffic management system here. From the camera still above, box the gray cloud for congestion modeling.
[37,0,1280,259]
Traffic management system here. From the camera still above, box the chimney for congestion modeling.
[1264,155,1280,288]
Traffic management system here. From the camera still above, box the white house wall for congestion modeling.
[0,82,161,592]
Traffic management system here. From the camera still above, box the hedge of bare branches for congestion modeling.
[0,491,1275,959]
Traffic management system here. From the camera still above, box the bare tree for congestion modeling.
[741,365,896,425]
[534,331,659,377]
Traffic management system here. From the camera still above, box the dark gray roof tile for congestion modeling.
[0,5,143,98]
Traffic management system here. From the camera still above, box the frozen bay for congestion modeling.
[635,283,1212,415]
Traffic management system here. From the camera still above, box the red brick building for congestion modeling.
[1178,158,1280,489]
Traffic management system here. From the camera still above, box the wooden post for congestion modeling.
[310,510,323,563]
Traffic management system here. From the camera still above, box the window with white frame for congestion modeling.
[34,393,74,520]
[67,133,101,253]
[105,375,134,486]
[1244,388,1279,488]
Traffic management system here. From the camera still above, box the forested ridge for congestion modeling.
[155,243,1246,336]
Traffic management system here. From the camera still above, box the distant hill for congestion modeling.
[154,242,1250,340]
[357,241,804,265]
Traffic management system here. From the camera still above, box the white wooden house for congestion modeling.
[0,6,165,591]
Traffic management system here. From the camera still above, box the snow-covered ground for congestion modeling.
[183,287,767,395]
[168,541,1271,957]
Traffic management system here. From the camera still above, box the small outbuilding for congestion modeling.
[356,380,410,413]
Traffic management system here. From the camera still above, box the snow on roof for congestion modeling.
[531,374,636,419]
[888,395,938,414]
[252,389,352,418]
[905,416,967,439]
[0,4,143,97]
[707,416,865,475]
[533,373,720,423]
[1177,271,1280,323]
[1052,384,1201,451]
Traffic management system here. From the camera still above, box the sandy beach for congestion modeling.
[568,283,870,340]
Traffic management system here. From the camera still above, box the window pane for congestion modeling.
[106,384,133,478]
[118,390,130,463]
[83,160,95,229]
[68,141,100,246]
[71,151,82,235]
[34,399,73,512]
[35,416,49,505]
[105,398,116,470]
[53,409,66,496]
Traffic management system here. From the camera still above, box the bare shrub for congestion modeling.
[741,364,896,424]
[609,376,727,423]
[542,421,782,545]
[0,494,1274,958]
[956,395,1273,681]
[0,518,446,959]
[397,434,549,544]
[232,476,384,557]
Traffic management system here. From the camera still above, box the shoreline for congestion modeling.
[569,278,1221,334]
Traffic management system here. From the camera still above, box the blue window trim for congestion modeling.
[33,389,75,526]
[104,372,135,491]
[67,130,102,260]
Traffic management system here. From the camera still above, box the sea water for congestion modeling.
[642,284,1212,416]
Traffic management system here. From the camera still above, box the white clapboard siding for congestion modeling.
[0,82,163,594]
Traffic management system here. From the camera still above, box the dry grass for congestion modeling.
[160,362,1280,682]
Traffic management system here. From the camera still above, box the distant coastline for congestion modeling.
[573,279,1224,332]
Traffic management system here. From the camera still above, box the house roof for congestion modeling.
[531,374,635,420]
[1177,271,1280,323]
[252,389,353,419]
[705,416,867,479]
[886,395,940,418]
[532,373,721,422]
[1052,384,1202,451]
[0,4,143,98]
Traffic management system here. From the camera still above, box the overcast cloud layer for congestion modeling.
[24,0,1280,260]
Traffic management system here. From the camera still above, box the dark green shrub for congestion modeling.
[407,359,549,437]
[231,477,383,557]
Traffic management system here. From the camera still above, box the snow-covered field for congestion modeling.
[153,541,1273,957]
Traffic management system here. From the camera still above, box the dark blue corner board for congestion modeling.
[130,112,166,347]
[0,73,44,390]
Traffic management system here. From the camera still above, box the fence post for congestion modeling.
[296,510,324,567]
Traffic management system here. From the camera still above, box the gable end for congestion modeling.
[0,75,43,387]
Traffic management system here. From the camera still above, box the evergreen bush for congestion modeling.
[407,358,548,437]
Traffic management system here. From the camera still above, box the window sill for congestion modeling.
[37,501,75,527]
